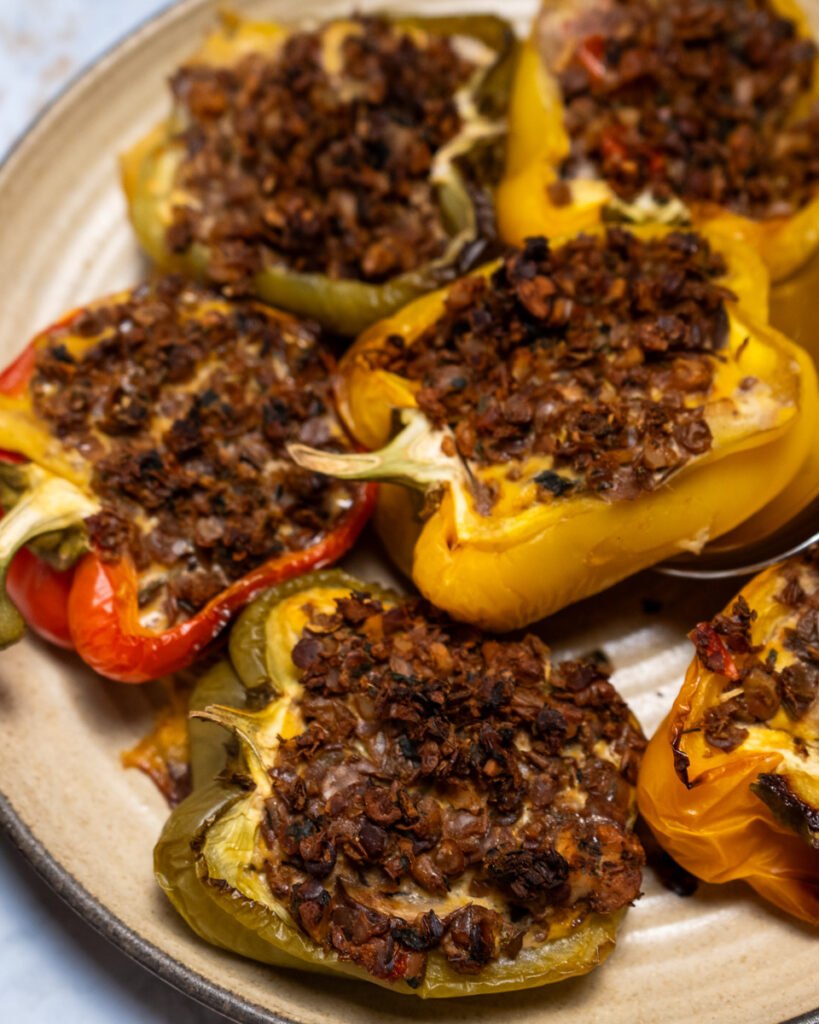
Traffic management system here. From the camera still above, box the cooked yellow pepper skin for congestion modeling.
[771,247,819,358]
[497,0,819,283]
[334,227,817,632]
[638,559,819,925]
[121,14,517,336]
[155,571,638,997]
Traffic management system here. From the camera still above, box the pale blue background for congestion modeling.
[0,2,226,1020]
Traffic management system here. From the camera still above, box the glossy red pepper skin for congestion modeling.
[575,35,607,81]
[0,330,376,682]
[7,545,74,649]
[66,497,374,683]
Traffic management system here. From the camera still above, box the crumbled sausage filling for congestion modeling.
[374,229,733,501]
[29,277,359,626]
[261,591,645,986]
[556,0,819,218]
[167,16,480,289]
[692,551,819,755]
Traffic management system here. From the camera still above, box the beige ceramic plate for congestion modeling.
[0,1,817,1022]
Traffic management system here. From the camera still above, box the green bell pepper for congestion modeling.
[122,14,518,336]
[155,570,645,996]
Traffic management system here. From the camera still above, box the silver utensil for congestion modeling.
[659,493,819,579]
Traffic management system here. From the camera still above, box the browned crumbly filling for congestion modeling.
[556,0,819,218]
[167,16,479,289]
[29,276,358,625]
[691,553,819,754]
[373,229,732,501]
[262,591,645,986]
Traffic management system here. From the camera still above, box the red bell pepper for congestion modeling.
[575,35,608,82]
[65,505,372,682]
[7,545,74,649]
[0,294,376,683]
[3,465,372,679]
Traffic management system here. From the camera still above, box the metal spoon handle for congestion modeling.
[659,494,819,580]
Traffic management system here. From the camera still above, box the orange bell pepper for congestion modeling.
[638,552,819,925]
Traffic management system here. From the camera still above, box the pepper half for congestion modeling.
[497,0,819,283]
[638,550,819,925]
[290,225,816,631]
[121,12,517,336]
[0,278,374,682]
[156,570,646,996]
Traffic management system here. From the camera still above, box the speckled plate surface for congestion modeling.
[0,1,817,1022]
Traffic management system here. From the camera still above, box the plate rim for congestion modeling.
[0,2,816,1022]
[0,793,290,1024]
[0,1,291,1020]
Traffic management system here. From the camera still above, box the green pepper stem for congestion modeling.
[288,408,463,492]
[192,699,295,794]
[0,464,98,649]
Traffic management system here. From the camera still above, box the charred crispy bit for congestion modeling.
[373,229,732,500]
[751,772,819,849]
[702,702,748,753]
[558,0,819,218]
[29,276,359,628]
[168,16,478,289]
[260,591,646,983]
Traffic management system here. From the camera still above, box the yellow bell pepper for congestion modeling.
[638,552,819,925]
[686,241,819,557]
[497,0,819,283]
[772,246,819,355]
[289,225,816,632]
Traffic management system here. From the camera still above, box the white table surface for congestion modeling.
[0,2,225,1021]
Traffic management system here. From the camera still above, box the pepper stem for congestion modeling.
[288,408,463,492]
[192,697,299,793]
[0,464,98,649]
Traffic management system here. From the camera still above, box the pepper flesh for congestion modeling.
[638,554,819,925]
[156,570,645,997]
[497,0,819,283]
[0,290,375,682]
[0,450,74,649]
[121,13,517,336]
[293,226,816,631]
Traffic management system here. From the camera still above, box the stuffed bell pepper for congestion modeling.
[0,276,373,682]
[498,0,819,284]
[639,549,819,925]
[290,226,816,631]
[156,570,646,996]
[122,12,517,336]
